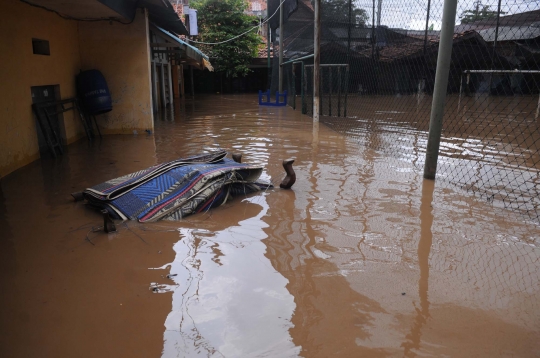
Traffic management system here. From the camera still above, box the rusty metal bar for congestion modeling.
[344,64,349,117]
[319,65,323,116]
[282,54,314,66]
[329,67,332,116]
[306,64,348,117]
[338,66,342,117]
[303,65,308,115]
[292,63,297,110]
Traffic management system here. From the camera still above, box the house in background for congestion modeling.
[0,0,209,178]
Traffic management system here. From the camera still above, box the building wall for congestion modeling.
[246,0,267,15]
[78,10,154,135]
[0,0,84,178]
[0,3,155,178]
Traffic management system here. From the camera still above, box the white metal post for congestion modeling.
[423,0,458,180]
[313,0,321,122]
[278,1,284,92]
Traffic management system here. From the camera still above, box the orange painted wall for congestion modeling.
[78,10,154,135]
[0,2,154,178]
[0,0,84,178]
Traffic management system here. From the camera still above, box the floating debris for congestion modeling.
[78,150,273,222]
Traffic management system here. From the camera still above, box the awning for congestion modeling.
[151,24,213,71]
[142,0,189,36]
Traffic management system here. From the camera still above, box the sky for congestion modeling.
[352,0,540,30]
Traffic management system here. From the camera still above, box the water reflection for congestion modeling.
[149,95,540,356]
[2,95,539,358]
[156,196,299,357]
[320,94,540,221]
[401,180,433,357]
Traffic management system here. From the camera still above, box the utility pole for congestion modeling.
[423,0,431,55]
[371,0,375,59]
[267,0,271,89]
[377,0,382,27]
[347,0,352,64]
[423,0,459,180]
[488,0,502,89]
[278,1,284,92]
[313,0,321,121]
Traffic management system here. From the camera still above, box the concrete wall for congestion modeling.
[78,10,154,135]
[0,0,83,178]
[0,2,154,178]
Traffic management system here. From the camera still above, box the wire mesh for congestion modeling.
[273,0,540,223]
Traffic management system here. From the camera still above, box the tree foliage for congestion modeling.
[191,0,261,77]
[321,0,369,27]
[459,1,505,24]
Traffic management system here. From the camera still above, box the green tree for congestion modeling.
[321,0,369,26]
[459,1,505,24]
[191,0,261,77]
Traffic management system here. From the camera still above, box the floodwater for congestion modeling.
[320,93,540,220]
[1,95,539,357]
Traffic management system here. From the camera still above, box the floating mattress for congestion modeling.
[83,151,270,222]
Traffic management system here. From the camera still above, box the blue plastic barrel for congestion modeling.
[77,69,112,115]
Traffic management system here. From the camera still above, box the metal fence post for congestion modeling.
[313,0,321,122]
[292,63,296,110]
[338,66,342,117]
[302,66,313,114]
[301,62,306,114]
[320,67,323,116]
[423,0,431,55]
[344,65,349,117]
[423,0,459,180]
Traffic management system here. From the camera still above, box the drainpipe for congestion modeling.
[423,0,458,180]
[313,0,321,122]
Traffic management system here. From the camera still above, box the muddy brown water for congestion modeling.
[319,94,540,220]
[0,95,539,357]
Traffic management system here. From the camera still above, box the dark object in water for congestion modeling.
[232,153,242,163]
[280,158,296,189]
[71,192,84,202]
[101,209,116,233]
[80,150,271,222]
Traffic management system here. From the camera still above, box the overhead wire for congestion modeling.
[19,0,140,24]
[187,0,288,45]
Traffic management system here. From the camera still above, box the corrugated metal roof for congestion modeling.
[455,9,540,34]
[478,23,540,42]
[151,24,213,70]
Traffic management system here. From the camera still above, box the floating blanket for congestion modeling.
[84,150,227,201]
[83,151,270,222]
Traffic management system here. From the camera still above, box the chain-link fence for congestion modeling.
[272,0,540,223]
